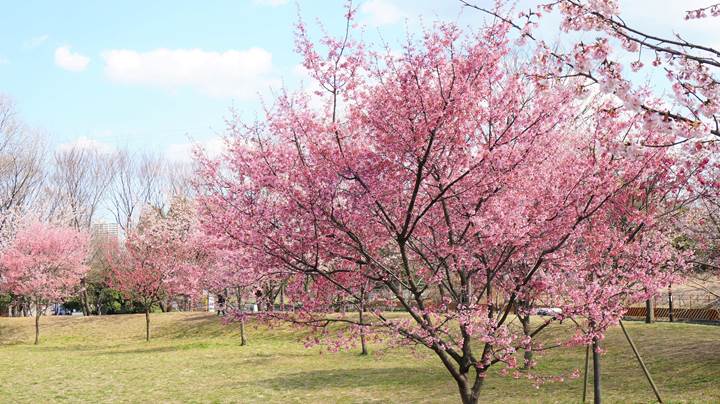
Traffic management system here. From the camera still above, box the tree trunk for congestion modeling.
[668,285,674,323]
[239,317,247,346]
[434,346,484,404]
[520,313,532,369]
[359,300,368,355]
[645,299,654,324]
[235,287,243,311]
[455,372,484,404]
[592,338,601,404]
[34,302,41,345]
[145,307,151,342]
[81,284,91,316]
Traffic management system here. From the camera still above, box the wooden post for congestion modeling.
[619,320,663,403]
[237,289,247,346]
[582,344,590,403]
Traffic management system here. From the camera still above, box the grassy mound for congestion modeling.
[0,312,718,403]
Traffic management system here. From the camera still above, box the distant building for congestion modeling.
[91,222,120,244]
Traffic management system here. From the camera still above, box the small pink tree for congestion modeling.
[201,247,260,346]
[0,219,90,344]
[107,197,205,341]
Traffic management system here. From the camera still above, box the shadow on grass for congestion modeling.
[97,345,316,363]
[179,313,217,322]
[151,313,312,344]
[101,345,196,355]
[0,323,30,346]
[28,344,108,352]
[151,315,235,340]
[233,367,439,391]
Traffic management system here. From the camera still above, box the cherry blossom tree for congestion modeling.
[0,218,89,344]
[458,1,716,398]
[462,0,718,145]
[195,7,698,403]
[201,248,260,346]
[107,197,205,341]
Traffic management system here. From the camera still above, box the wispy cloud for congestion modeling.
[24,34,49,49]
[57,136,115,154]
[54,46,90,72]
[0,56,8,65]
[167,136,226,162]
[360,0,407,26]
[102,47,278,99]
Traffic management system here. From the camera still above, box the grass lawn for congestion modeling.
[0,312,718,403]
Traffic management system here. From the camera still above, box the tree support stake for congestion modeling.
[582,343,590,403]
[619,320,663,403]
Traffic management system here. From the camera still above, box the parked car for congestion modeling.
[535,307,562,317]
[54,306,72,315]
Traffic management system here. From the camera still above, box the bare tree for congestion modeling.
[0,95,47,219]
[110,150,166,233]
[46,146,115,229]
[166,160,196,200]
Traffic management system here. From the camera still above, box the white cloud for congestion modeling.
[361,0,406,26]
[0,57,8,65]
[166,136,226,162]
[253,0,288,6]
[57,136,115,154]
[24,34,49,49]
[54,46,90,72]
[102,48,278,99]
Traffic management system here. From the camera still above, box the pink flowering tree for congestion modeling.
[462,0,718,144]
[462,0,718,343]
[201,247,263,346]
[195,8,697,403]
[0,219,90,344]
[107,197,205,341]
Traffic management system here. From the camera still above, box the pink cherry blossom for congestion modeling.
[194,6,701,403]
[0,218,90,344]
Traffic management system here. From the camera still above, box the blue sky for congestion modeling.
[0,0,463,159]
[1,0,717,160]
